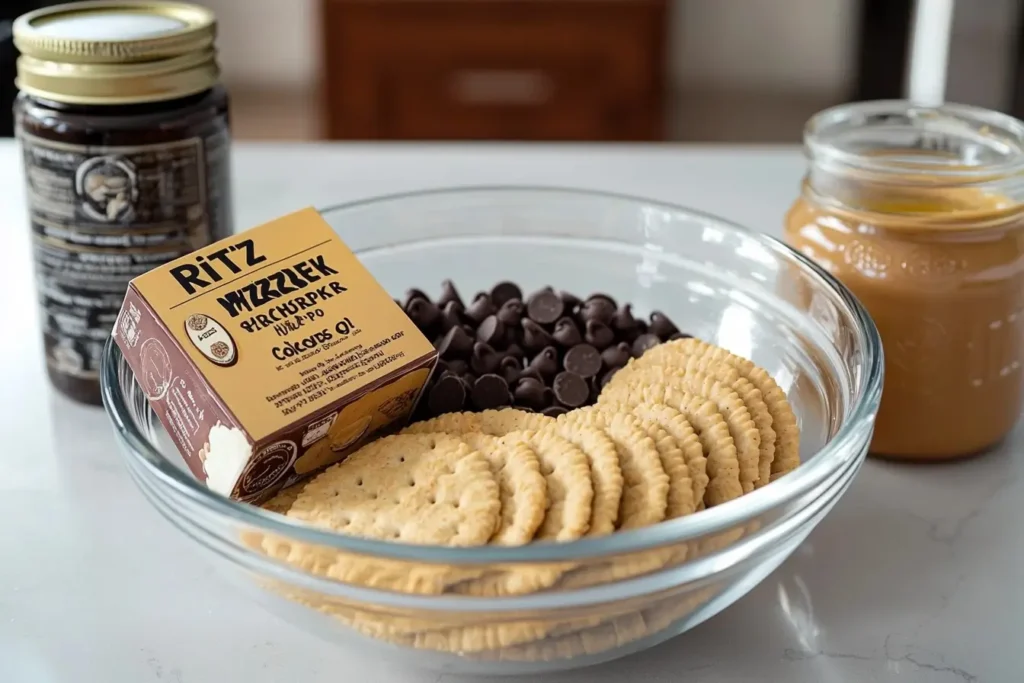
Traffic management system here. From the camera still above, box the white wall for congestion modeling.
[203,0,857,95]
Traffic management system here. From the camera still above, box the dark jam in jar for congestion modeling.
[13,1,233,405]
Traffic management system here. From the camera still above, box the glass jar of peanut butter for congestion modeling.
[786,101,1024,460]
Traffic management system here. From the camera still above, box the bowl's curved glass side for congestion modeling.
[100,187,880,673]
[116,404,863,674]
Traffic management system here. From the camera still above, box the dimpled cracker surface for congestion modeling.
[401,408,554,437]
[260,481,307,515]
[605,366,760,494]
[598,384,742,507]
[461,433,547,545]
[636,338,800,480]
[288,433,500,546]
[558,409,669,529]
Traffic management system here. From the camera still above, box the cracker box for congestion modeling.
[112,207,437,502]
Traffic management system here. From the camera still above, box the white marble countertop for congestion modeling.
[1,140,1020,683]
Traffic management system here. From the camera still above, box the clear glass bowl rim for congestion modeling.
[101,185,883,565]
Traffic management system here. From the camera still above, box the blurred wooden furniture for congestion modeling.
[319,0,668,141]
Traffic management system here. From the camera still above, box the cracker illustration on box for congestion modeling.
[113,207,438,502]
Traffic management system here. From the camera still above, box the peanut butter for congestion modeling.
[785,101,1024,459]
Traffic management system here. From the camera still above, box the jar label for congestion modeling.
[19,130,231,380]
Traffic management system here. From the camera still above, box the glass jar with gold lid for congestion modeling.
[785,100,1024,459]
[13,1,233,405]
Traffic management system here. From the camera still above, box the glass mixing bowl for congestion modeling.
[102,188,882,674]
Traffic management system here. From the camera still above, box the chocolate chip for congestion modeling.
[649,311,679,340]
[406,297,441,331]
[667,331,693,342]
[490,281,523,308]
[584,320,615,350]
[559,291,582,311]
[446,359,470,375]
[496,299,525,327]
[601,342,632,370]
[518,367,544,383]
[439,300,464,332]
[563,343,602,378]
[541,405,568,418]
[427,375,466,415]
[632,333,661,357]
[580,295,616,325]
[552,316,582,347]
[553,371,589,408]
[435,325,473,358]
[526,289,564,326]
[521,318,556,352]
[611,304,639,334]
[499,355,522,384]
[437,279,465,308]
[526,346,559,380]
[476,315,505,346]
[599,367,619,389]
[471,374,511,410]
[504,324,522,346]
[588,293,618,309]
[470,342,501,375]
[404,288,431,308]
[513,376,550,411]
[503,343,525,360]
[465,293,496,324]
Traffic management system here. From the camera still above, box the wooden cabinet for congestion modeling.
[320,0,668,141]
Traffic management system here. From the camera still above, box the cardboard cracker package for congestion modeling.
[112,207,437,502]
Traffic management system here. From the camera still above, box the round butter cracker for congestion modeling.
[401,408,554,437]
[462,432,547,545]
[635,338,800,480]
[558,409,669,529]
[597,384,741,507]
[605,366,760,494]
[613,402,708,513]
[551,422,623,536]
[447,427,593,597]
[288,433,500,545]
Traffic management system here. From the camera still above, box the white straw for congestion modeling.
[906,0,956,106]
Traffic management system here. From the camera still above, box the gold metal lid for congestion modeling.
[14,1,220,105]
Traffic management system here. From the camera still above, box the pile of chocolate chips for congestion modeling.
[402,281,690,420]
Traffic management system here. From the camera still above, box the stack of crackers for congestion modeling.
[268,337,800,547]
[254,338,801,658]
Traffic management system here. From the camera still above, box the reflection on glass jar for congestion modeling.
[785,101,1024,459]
